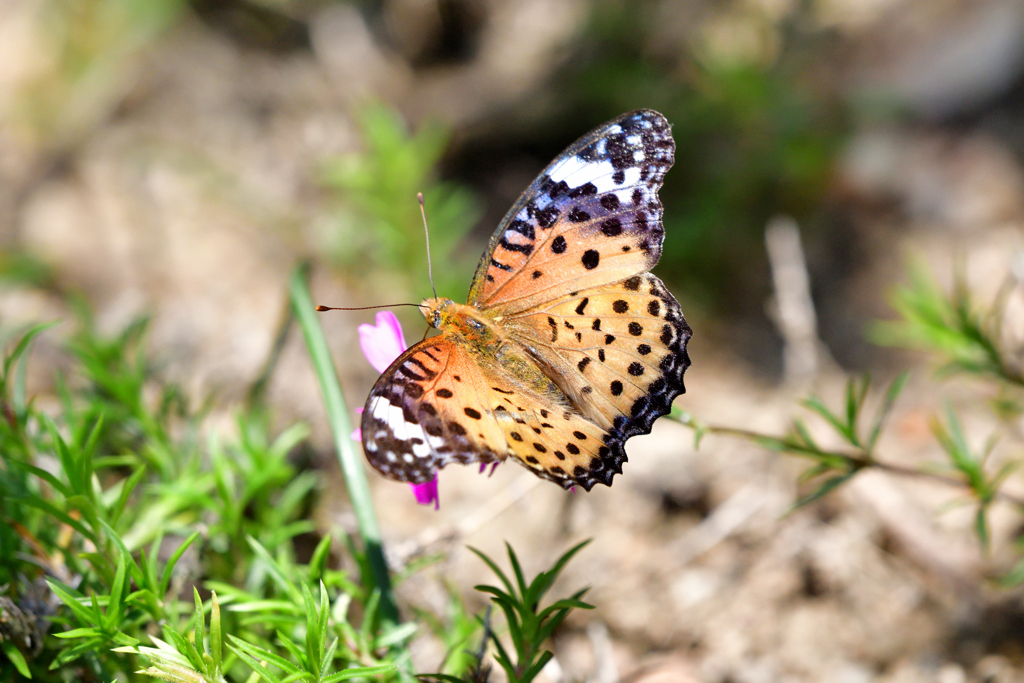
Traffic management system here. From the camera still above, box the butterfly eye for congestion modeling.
[432,311,441,328]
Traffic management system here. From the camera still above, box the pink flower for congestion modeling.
[359,311,408,374]
[355,311,439,509]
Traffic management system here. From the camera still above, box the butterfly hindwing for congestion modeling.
[467,110,675,314]
[361,333,625,490]
[504,273,691,443]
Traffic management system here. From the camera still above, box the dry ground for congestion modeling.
[4,1,1024,681]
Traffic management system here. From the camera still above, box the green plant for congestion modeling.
[0,278,600,681]
[674,260,1024,582]
[421,541,593,683]
[0,305,412,680]
[320,106,482,300]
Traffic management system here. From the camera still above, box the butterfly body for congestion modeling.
[422,296,570,407]
[362,110,691,491]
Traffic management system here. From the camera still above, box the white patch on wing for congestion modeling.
[620,166,641,187]
[503,230,532,247]
[551,158,617,193]
[366,394,448,459]
[548,154,590,184]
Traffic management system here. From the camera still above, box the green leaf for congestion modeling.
[227,635,301,675]
[531,539,590,603]
[246,536,302,605]
[99,518,146,589]
[49,636,104,669]
[275,630,305,668]
[374,622,418,648]
[537,597,594,621]
[6,459,73,498]
[974,506,990,552]
[52,627,103,639]
[47,579,102,628]
[322,637,340,676]
[322,663,397,682]
[801,395,852,444]
[309,534,332,581]
[3,320,59,383]
[110,631,139,647]
[104,553,128,630]
[317,580,329,662]
[521,649,554,683]
[210,592,223,676]
[998,554,1024,587]
[164,625,204,671]
[109,464,147,527]
[13,497,95,542]
[791,473,856,510]
[160,531,200,595]
[231,648,286,683]
[192,586,206,669]
[467,547,515,598]
[1,640,31,678]
[868,372,909,451]
[505,542,529,601]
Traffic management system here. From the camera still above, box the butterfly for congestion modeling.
[361,110,691,491]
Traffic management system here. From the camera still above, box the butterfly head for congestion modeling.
[422,297,455,329]
[421,297,497,345]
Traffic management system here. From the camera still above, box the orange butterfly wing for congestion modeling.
[361,334,622,490]
[503,273,690,440]
[468,109,674,315]
[361,110,689,490]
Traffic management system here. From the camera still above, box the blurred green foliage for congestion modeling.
[321,106,483,302]
[16,0,186,148]
[0,303,594,680]
[677,259,1024,583]
[549,1,847,310]
[871,262,1024,387]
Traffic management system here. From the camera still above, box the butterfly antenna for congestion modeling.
[418,192,439,301]
[316,303,427,312]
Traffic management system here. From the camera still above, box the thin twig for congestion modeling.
[699,424,1024,507]
[765,216,820,385]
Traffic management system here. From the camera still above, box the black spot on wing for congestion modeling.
[499,237,533,255]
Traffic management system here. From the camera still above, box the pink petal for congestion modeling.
[351,408,364,441]
[410,476,439,510]
[358,311,408,373]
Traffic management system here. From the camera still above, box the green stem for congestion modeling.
[689,422,1024,507]
[288,265,398,626]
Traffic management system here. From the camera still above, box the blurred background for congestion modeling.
[5,0,1024,680]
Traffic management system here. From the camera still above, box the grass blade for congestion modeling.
[288,265,397,626]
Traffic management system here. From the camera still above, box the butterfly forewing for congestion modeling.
[362,338,504,483]
[467,109,675,314]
